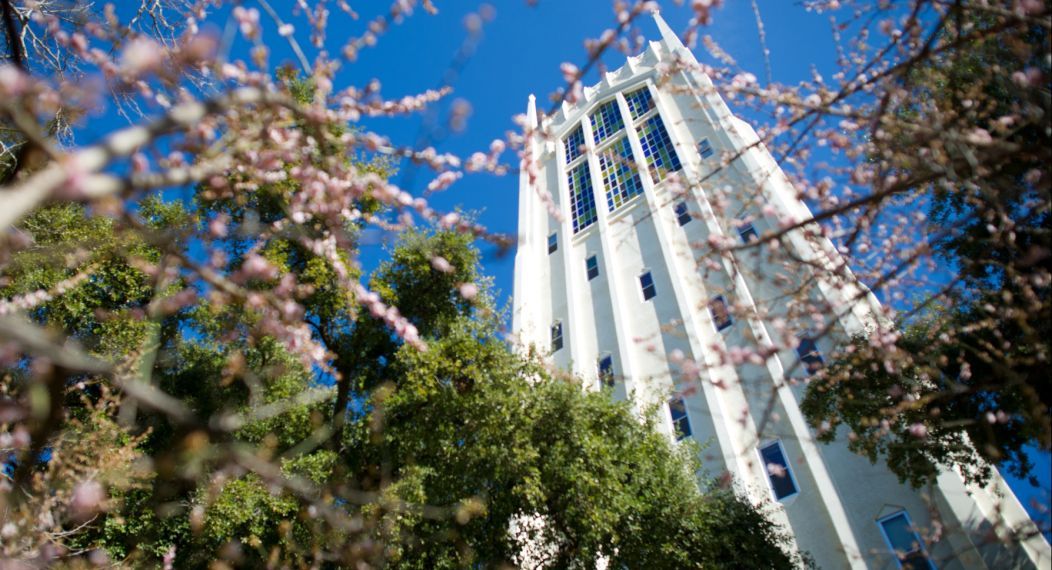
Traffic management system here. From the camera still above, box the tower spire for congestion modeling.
[652,10,686,54]
[525,93,537,131]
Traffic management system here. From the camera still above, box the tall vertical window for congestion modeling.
[586,255,599,280]
[738,219,759,243]
[568,163,598,233]
[598,137,644,211]
[639,271,656,300]
[564,124,585,164]
[669,397,692,440]
[877,512,936,570]
[637,114,682,182]
[551,321,564,352]
[698,138,715,159]
[674,201,692,226]
[598,354,614,387]
[759,440,798,500]
[590,99,624,144]
[547,232,558,254]
[796,336,824,374]
[624,86,654,120]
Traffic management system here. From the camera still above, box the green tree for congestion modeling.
[803,5,1050,487]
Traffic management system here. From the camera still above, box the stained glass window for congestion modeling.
[624,86,654,120]
[637,114,682,183]
[590,99,624,144]
[598,137,644,211]
[564,124,586,164]
[568,163,597,233]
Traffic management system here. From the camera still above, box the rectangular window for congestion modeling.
[598,354,614,387]
[709,295,733,331]
[551,321,563,352]
[548,232,558,254]
[568,163,598,233]
[738,220,759,243]
[759,440,798,500]
[698,138,714,159]
[877,512,937,570]
[674,201,691,226]
[639,271,656,301]
[624,86,654,120]
[637,113,682,183]
[590,99,624,144]
[564,124,585,164]
[669,397,692,440]
[598,137,644,211]
[796,337,824,375]
[586,255,599,280]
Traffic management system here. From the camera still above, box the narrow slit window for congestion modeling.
[598,354,614,387]
[759,440,798,500]
[586,255,599,280]
[796,337,824,375]
[669,397,692,440]
[738,220,759,243]
[709,295,733,332]
[877,512,937,570]
[568,163,598,233]
[674,201,691,226]
[548,232,558,254]
[551,322,564,352]
[639,271,656,301]
[698,138,715,159]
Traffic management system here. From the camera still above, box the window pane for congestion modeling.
[738,221,759,243]
[568,163,598,233]
[669,398,691,440]
[598,355,614,387]
[637,113,682,183]
[551,322,563,352]
[599,137,644,211]
[586,255,599,280]
[564,125,585,164]
[699,138,714,159]
[624,86,654,120]
[675,201,691,226]
[548,233,558,254]
[880,513,935,570]
[796,337,824,374]
[640,272,656,300]
[709,295,733,331]
[760,442,797,500]
[590,99,624,144]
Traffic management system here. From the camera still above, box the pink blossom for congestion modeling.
[120,38,164,76]
[459,282,479,300]
[71,480,106,518]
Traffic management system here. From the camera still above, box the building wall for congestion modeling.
[511,16,1048,569]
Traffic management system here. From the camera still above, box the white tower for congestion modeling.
[511,12,1049,570]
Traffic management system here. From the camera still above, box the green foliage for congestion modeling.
[803,298,1049,487]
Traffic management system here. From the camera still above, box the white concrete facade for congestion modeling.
[511,13,1049,570]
